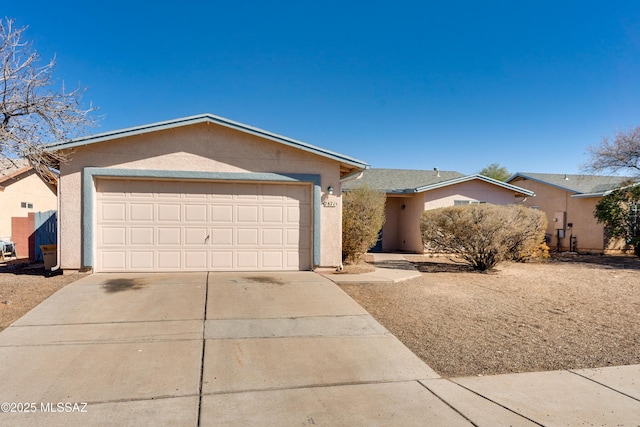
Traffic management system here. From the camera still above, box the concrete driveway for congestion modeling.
[3,272,638,426]
[0,272,465,426]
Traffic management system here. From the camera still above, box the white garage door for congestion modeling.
[95,179,312,272]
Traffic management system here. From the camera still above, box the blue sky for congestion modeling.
[6,1,640,174]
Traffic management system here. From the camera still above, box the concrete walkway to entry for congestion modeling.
[0,270,638,425]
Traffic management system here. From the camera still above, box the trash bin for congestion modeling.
[40,244,57,271]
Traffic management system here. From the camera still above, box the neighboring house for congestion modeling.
[0,159,58,244]
[343,168,534,252]
[506,173,637,253]
[48,114,368,272]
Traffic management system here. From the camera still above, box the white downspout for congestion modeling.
[51,177,62,273]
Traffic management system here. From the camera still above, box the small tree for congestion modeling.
[594,184,640,256]
[0,18,97,182]
[478,163,510,181]
[420,204,547,271]
[342,185,386,264]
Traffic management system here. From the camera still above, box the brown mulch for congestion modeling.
[339,254,640,378]
[0,262,87,332]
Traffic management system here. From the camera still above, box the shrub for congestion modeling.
[594,184,640,256]
[342,185,386,264]
[420,204,548,271]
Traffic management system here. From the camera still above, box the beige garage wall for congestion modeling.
[59,122,343,270]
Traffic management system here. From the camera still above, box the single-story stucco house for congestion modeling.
[506,172,637,253]
[48,114,368,272]
[343,168,535,253]
[0,159,58,246]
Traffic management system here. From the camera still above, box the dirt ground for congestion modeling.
[0,261,87,331]
[340,253,640,378]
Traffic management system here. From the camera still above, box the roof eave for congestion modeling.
[571,192,604,199]
[414,174,535,196]
[46,113,369,170]
[507,173,579,194]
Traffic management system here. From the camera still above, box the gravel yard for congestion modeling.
[0,262,87,331]
[339,254,640,378]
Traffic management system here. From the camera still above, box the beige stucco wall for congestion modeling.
[423,180,520,209]
[381,180,524,253]
[0,170,57,240]
[59,122,344,269]
[509,177,623,253]
[382,194,423,252]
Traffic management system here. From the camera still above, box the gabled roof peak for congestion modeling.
[46,113,369,174]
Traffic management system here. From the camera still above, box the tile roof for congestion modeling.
[507,172,638,196]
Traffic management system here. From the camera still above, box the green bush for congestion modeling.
[342,185,386,264]
[420,204,548,271]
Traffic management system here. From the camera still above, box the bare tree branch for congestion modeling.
[584,126,640,176]
[0,18,98,182]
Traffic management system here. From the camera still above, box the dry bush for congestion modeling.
[420,204,547,271]
[342,185,386,264]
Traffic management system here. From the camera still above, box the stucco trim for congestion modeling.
[82,167,322,269]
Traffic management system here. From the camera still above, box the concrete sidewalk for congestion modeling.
[0,270,638,425]
[319,253,422,283]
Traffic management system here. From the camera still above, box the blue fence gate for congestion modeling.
[34,210,57,262]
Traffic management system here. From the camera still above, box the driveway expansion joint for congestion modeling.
[569,369,640,402]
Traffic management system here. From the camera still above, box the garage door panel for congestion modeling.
[185,204,208,222]
[237,251,259,269]
[130,228,154,245]
[184,228,209,245]
[101,251,126,270]
[262,229,283,245]
[285,206,309,226]
[101,203,126,222]
[158,228,181,245]
[237,228,259,245]
[211,205,233,222]
[158,252,181,269]
[101,227,126,245]
[158,204,181,221]
[210,251,233,269]
[263,206,284,222]
[96,180,311,272]
[237,205,258,222]
[185,251,208,269]
[211,228,233,245]
[130,251,154,269]
[262,251,283,268]
[130,204,154,221]
[96,179,128,196]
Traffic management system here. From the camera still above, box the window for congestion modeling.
[453,200,485,206]
[20,202,33,209]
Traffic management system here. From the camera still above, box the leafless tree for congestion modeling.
[0,18,97,182]
[585,126,640,176]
